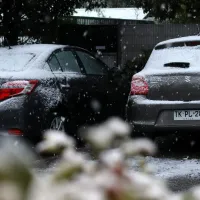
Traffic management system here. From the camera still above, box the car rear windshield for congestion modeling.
[145,44,200,71]
[0,53,35,71]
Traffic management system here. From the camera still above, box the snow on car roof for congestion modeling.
[156,35,200,47]
[136,36,200,76]
[0,44,66,55]
[0,44,67,73]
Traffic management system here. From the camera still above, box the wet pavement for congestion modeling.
[148,134,200,192]
[33,134,200,192]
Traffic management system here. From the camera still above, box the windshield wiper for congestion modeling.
[164,62,190,68]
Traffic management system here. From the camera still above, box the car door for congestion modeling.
[47,51,67,102]
[48,49,88,118]
[74,49,115,121]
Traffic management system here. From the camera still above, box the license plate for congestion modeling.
[174,110,200,120]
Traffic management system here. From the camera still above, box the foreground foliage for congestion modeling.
[129,0,200,23]
[0,118,200,200]
[0,0,106,45]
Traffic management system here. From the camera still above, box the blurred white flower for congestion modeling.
[52,149,87,181]
[94,170,119,189]
[85,126,114,150]
[1,118,195,200]
[0,181,22,200]
[27,177,53,200]
[100,149,124,170]
[37,130,75,153]
[104,117,131,138]
[165,194,184,200]
[83,161,98,175]
[85,118,131,150]
[187,186,200,200]
[62,149,86,167]
[73,174,106,200]
[74,174,94,187]
[121,139,157,156]
[128,171,170,200]
[53,181,106,200]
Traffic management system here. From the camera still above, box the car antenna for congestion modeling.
[4,37,12,49]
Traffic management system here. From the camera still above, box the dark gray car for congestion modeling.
[126,36,200,138]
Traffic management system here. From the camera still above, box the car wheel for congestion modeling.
[49,116,66,132]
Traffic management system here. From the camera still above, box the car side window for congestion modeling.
[76,51,106,75]
[55,51,81,73]
[48,55,62,72]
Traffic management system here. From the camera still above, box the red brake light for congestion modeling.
[130,76,148,95]
[8,129,23,136]
[0,80,38,101]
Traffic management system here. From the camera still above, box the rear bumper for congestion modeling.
[126,95,200,135]
[0,96,26,130]
[0,96,43,143]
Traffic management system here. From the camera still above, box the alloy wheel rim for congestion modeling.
[50,116,65,132]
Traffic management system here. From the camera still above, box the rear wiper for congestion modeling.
[164,62,190,68]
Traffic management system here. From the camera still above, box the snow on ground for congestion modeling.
[34,156,200,180]
[130,157,200,179]
[33,156,200,192]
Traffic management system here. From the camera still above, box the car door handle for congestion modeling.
[60,84,71,89]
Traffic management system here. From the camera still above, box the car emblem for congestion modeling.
[185,76,190,83]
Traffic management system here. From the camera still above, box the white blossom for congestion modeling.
[85,118,131,149]
[0,181,22,200]
[165,194,184,200]
[50,181,106,200]
[128,171,171,200]
[85,126,115,149]
[94,170,119,189]
[121,139,157,156]
[83,161,98,175]
[62,149,87,167]
[187,186,200,200]
[100,149,124,169]
[104,117,131,138]
[37,130,75,153]
[0,118,196,200]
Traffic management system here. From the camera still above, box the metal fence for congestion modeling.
[1,18,200,70]
[63,16,154,25]
[119,24,200,67]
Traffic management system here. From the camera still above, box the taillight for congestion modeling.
[8,129,23,136]
[130,76,148,95]
[0,80,38,101]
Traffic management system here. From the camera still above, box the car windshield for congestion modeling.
[0,53,35,71]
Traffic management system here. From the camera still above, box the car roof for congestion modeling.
[0,44,67,56]
[0,44,92,73]
[156,35,200,47]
